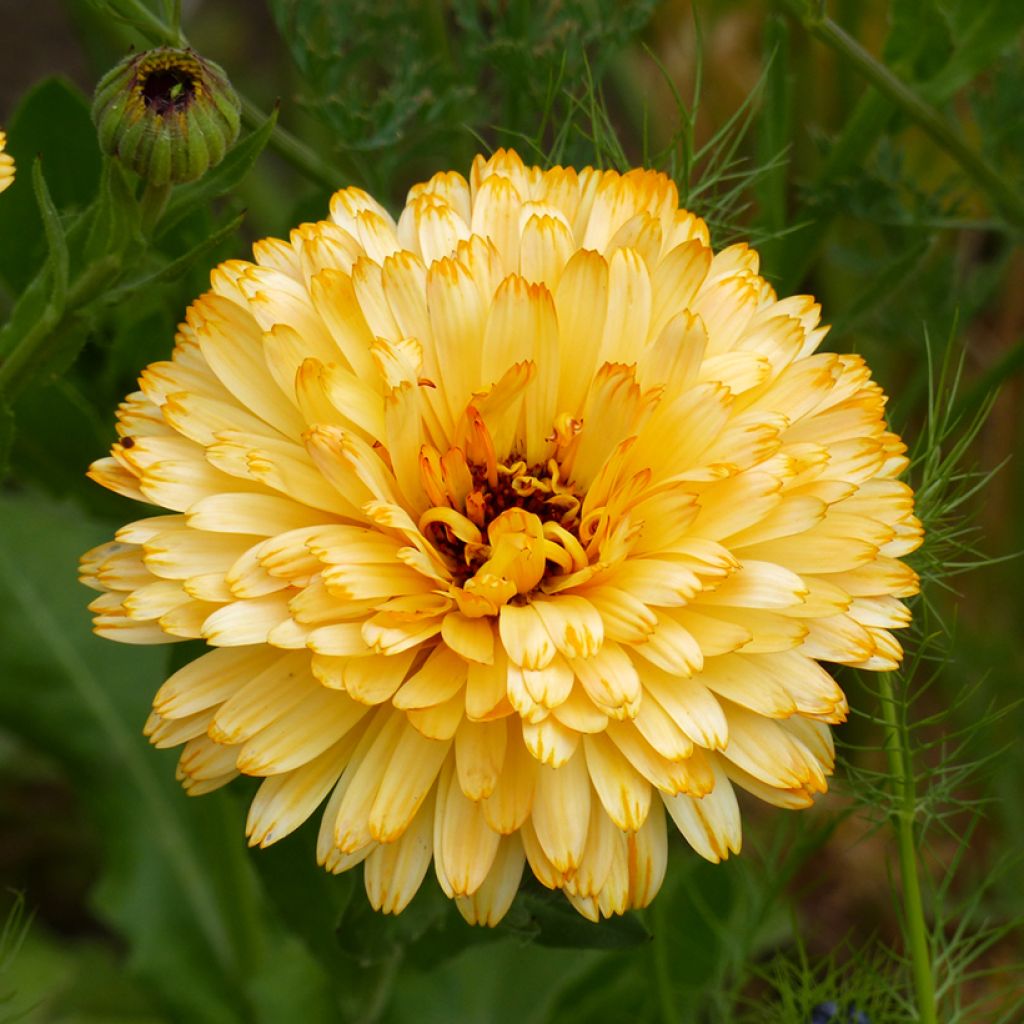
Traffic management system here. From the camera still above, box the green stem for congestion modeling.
[238,97,345,192]
[650,895,681,1024]
[0,256,121,402]
[878,672,938,1024]
[791,7,1024,231]
[139,180,171,235]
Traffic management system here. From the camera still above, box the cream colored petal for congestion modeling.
[470,174,523,274]
[316,707,392,862]
[441,612,495,665]
[308,269,379,382]
[697,560,808,610]
[364,787,436,914]
[551,685,609,735]
[566,799,617,899]
[393,644,469,709]
[153,646,270,718]
[332,708,407,852]
[636,309,707,394]
[519,212,574,289]
[531,746,591,874]
[518,656,574,712]
[425,255,486,424]
[368,722,451,842]
[630,612,704,677]
[455,832,525,926]
[717,701,827,791]
[698,654,797,719]
[521,713,580,768]
[440,764,502,896]
[189,293,306,437]
[554,249,608,416]
[570,642,641,719]
[236,686,370,776]
[317,649,416,705]
[145,707,214,748]
[583,731,652,831]
[598,247,651,367]
[406,690,464,741]
[455,717,507,801]
[661,755,741,862]
[633,692,695,762]
[605,720,714,797]
[499,602,556,670]
[622,803,667,909]
[481,721,536,833]
[531,595,604,661]
[178,734,241,782]
[246,731,360,847]
[465,647,511,721]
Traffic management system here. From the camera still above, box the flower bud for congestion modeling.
[92,47,241,186]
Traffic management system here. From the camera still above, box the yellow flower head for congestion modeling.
[0,130,15,194]
[82,149,922,924]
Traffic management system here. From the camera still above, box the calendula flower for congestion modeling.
[81,149,921,924]
[0,130,14,193]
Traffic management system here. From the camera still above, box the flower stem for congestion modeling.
[139,180,171,235]
[877,671,938,1024]
[785,4,1024,232]
[650,895,680,1024]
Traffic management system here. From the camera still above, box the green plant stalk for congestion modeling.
[0,254,121,403]
[139,180,171,235]
[878,671,938,1024]
[650,893,680,1024]
[793,9,1024,232]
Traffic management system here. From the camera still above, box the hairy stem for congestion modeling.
[878,671,938,1024]
[788,6,1024,231]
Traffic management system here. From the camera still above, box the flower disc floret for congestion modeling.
[81,149,922,925]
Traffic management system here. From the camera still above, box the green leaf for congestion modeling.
[159,109,278,237]
[84,158,143,264]
[928,0,1024,101]
[500,886,652,950]
[0,78,100,292]
[105,209,246,303]
[0,402,12,480]
[0,493,256,1020]
[31,159,69,318]
[540,955,652,1024]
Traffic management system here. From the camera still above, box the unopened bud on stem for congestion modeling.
[92,47,241,186]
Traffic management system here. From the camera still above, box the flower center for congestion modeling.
[138,60,199,115]
[418,445,587,615]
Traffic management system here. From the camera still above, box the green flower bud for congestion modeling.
[92,47,241,186]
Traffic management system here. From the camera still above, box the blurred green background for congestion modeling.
[0,1,1021,1021]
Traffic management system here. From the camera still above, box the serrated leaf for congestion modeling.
[159,110,278,237]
